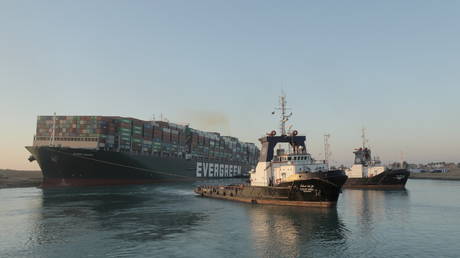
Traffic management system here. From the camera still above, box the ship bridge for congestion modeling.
[258,135,306,162]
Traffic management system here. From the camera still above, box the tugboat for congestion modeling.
[343,129,409,189]
[194,95,348,207]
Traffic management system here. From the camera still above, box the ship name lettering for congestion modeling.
[203,162,209,177]
[209,163,214,177]
[196,162,241,178]
[219,164,224,177]
[196,162,202,177]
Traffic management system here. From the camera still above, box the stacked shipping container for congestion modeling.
[34,115,260,164]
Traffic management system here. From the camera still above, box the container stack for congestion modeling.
[119,118,132,151]
[33,115,260,165]
[142,122,153,154]
[35,116,98,140]
[131,119,143,153]
[152,122,162,154]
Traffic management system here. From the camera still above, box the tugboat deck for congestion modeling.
[195,185,336,207]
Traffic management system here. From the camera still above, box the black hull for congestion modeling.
[26,146,253,187]
[195,171,348,207]
[344,169,410,189]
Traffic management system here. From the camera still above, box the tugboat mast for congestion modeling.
[276,94,292,136]
[324,134,331,165]
[361,127,367,148]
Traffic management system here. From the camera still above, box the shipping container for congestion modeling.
[33,115,259,165]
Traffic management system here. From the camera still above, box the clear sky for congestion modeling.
[1,1,459,170]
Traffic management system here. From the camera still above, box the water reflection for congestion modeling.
[247,206,348,257]
[32,185,207,246]
[344,189,409,228]
[340,189,410,257]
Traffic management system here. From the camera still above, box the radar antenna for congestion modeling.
[274,93,292,136]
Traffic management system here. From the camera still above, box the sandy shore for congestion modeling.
[0,169,43,188]
[410,168,460,181]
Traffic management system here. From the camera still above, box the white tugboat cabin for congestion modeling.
[345,129,385,178]
[250,132,328,187]
[345,147,385,178]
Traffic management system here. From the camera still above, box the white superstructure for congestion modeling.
[251,147,328,186]
[345,128,386,178]
[346,163,385,178]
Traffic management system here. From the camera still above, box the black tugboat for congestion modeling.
[195,95,348,207]
[344,129,409,189]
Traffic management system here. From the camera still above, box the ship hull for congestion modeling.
[195,171,348,207]
[344,169,409,189]
[26,146,253,187]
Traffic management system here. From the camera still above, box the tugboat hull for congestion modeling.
[195,171,348,207]
[344,169,409,189]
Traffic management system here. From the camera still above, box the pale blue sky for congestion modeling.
[1,1,459,169]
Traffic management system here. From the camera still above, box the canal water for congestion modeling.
[1,179,459,257]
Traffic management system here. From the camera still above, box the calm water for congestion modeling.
[1,179,460,258]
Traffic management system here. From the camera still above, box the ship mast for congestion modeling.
[324,134,331,165]
[361,127,367,148]
[276,94,292,136]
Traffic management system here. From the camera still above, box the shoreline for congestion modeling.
[0,169,42,189]
[409,169,460,181]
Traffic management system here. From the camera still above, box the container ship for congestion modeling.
[26,115,259,186]
[195,95,348,207]
[343,129,409,189]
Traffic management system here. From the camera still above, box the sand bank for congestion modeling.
[0,169,42,188]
